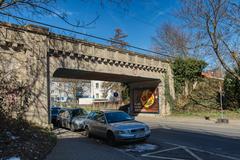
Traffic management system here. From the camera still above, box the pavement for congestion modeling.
[136,116,240,138]
[45,117,240,160]
[45,129,138,160]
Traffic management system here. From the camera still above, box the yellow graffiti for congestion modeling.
[140,90,155,109]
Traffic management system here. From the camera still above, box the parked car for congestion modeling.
[57,108,88,131]
[51,106,61,125]
[118,103,130,113]
[83,110,151,145]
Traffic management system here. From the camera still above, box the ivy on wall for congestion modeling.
[164,74,175,111]
[224,68,240,110]
[172,57,207,96]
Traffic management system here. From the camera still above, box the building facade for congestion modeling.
[50,80,120,105]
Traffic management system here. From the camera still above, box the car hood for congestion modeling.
[109,120,146,130]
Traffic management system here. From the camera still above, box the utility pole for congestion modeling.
[219,81,223,119]
[217,64,229,123]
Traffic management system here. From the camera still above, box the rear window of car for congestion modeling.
[87,111,103,120]
[105,112,133,123]
[72,109,88,117]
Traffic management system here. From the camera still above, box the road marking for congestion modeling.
[142,146,190,160]
[142,145,203,160]
[165,142,240,160]
[142,155,186,160]
[184,147,203,160]
[142,146,181,156]
[189,147,240,160]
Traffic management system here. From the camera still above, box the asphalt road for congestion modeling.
[45,123,240,160]
[142,127,240,160]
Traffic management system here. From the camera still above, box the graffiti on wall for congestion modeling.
[133,88,159,113]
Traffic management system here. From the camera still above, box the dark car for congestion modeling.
[57,108,88,131]
[83,110,150,145]
[118,103,130,113]
[51,107,61,125]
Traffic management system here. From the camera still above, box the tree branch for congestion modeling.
[17,0,99,28]
[0,0,17,10]
[222,39,240,68]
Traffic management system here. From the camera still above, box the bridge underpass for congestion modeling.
[52,68,161,117]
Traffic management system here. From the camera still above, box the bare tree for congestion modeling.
[0,0,131,27]
[110,28,128,49]
[152,23,190,58]
[178,0,240,80]
[0,0,101,27]
[102,81,123,98]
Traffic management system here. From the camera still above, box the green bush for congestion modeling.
[172,57,207,95]
[223,68,240,110]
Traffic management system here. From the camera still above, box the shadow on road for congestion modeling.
[46,126,240,160]
[146,127,240,160]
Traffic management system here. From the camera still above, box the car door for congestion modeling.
[94,112,107,138]
[86,112,96,133]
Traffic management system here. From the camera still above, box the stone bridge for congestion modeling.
[0,22,175,126]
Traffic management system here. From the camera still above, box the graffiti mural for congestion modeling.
[133,88,159,113]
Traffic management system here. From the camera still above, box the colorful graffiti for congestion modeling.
[133,88,159,113]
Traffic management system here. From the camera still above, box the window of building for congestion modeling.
[96,83,99,89]
[96,93,99,99]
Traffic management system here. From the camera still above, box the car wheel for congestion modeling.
[107,131,116,146]
[84,126,91,138]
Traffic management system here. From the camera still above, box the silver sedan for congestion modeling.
[83,110,151,145]
[57,108,88,131]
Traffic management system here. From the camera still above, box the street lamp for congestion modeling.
[216,79,229,124]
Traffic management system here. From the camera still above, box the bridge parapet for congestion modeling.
[48,35,168,74]
[0,22,169,75]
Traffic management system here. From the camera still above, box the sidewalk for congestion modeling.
[136,115,240,138]
[45,129,138,160]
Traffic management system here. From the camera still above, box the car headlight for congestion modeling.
[145,125,150,131]
[116,130,131,134]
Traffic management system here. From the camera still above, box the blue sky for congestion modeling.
[0,0,219,68]
[56,0,179,50]
[1,0,179,54]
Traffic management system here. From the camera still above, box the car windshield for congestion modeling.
[105,112,133,123]
[72,109,88,117]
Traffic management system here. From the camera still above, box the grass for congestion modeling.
[171,110,240,120]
